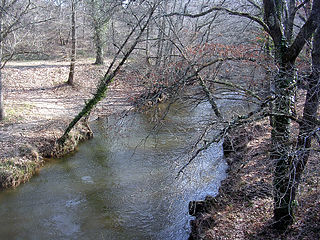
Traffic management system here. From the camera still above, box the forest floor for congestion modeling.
[0,59,141,188]
[190,107,320,239]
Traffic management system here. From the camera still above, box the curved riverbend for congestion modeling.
[0,102,229,240]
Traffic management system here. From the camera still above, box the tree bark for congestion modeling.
[289,26,320,215]
[264,0,320,229]
[156,5,165,66]
[67,0,76,86]
[0,2,4,121]
[94,24,104,65]
[271,60,296,228]
[0,59,3,121]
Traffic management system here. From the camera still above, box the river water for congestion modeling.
[0,101,235,240]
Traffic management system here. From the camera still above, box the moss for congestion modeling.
[51,120,93,158]
[0,156,42,189]
[59,77,110,144]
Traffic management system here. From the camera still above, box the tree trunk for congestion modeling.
[0,4,4,121]
[272,27,320,230]
[297,26,320,171]
[156,5,165,66]
[263,0,320,229]
[271,58,296,228]
[284,0,296,43]
[0,63,3,121]
[67,0,76,86]
[288,27,320,213]
[94,24,104,65]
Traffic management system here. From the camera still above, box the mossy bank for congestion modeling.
[0,121,93,189]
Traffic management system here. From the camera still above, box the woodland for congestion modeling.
[0,0,319,239]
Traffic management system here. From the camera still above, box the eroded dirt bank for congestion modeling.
[189,119,320,240]
[0,60,141,189]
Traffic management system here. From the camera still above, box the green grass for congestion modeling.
[0,157,40,189]
[4,103,35,122]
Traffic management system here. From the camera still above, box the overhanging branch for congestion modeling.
[177,100,270,176]
[166,6,270,35]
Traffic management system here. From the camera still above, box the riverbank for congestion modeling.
[1,62,319,238]
[189,116,320,239]
[0,60,141,189]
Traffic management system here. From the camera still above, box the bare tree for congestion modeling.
[86,0,121,65]
[67,0,76,85]
[262,0,319,228]
[291,24,320,222]
[0,0,35,120]
[0,1,3,120]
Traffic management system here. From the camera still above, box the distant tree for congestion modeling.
[87,0,120,65]
[67,0,76,86]
[0,0,34,120]
[0,1,4,120]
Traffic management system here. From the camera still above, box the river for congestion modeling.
[0,100,241,240]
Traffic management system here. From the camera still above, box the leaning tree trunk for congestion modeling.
[59,5,156,144]
[67,0,76,86]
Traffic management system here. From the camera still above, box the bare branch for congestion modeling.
[166,6,270,35]
[177,102,269,176]
[246,0,262,10]
[284,0,320,62]
[295,0,310,13]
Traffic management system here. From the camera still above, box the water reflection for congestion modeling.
[0,101,229,240]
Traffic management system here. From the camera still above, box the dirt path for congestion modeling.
[0,59,141,188]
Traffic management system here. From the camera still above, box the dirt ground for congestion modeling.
[0,59,141,188]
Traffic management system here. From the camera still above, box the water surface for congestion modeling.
[0,102,230,240]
